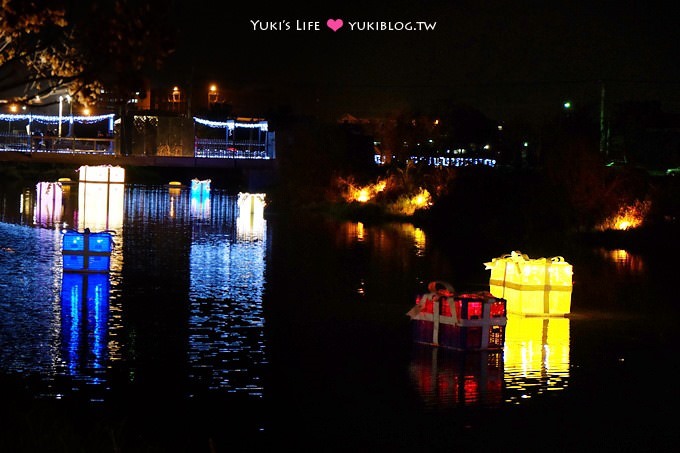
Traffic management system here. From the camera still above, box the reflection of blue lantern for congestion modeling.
[60,272,110,378]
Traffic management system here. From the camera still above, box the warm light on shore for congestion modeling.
[342,179,387,203]
[598,200,650,231]
[389,188,432,216]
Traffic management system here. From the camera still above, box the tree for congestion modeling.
[0,0,176,107]
[0,0,72,101]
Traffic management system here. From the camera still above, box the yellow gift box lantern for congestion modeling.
[484,251,573,316]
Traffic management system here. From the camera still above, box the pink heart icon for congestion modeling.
[327,18,344,32]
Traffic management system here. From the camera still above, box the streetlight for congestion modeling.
[58,96,65,137]
[59,95,73,137]
[208,84,219,106]
[7,104,17,134]
[170,86,181,113]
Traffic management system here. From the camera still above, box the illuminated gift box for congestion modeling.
[78,165,125,184]
[77,165,125,231]
[484,251,573,316]
[408,281,507,351]
[237,192,266,241]
[62,230,113,273]
[191,178,211,198]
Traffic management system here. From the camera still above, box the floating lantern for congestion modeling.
[484,251,573,316]
[237,192,266,241]
[35,181,63,225]
[77,165,125,231]
[62,229,114,273]
[168,181,182,196]
[190,179,211,219]
[407,281,507,351]
[78,165,125,184]
[191,178,211,199]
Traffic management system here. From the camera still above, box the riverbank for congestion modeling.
[294,195,679,261]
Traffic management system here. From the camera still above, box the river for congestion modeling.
[0,175,677,452]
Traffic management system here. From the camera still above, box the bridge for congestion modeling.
[0,113,278,190]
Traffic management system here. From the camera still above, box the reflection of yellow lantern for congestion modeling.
[77,165,125,231]
[485,251,573,316]
[503,314,570,397]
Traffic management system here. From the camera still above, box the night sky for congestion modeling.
[164,0,680,123]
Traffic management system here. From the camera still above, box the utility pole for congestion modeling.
[599,80,608,156]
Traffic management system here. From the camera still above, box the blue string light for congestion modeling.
[0,113,115,124]
[193,117,268,131]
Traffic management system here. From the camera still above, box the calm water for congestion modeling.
[0,177,677,452]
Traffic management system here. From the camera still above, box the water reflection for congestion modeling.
[77,181,124,231]
[503,314,570,402]
[188,192,267,396]
[598,248,645,275]
[0,224,62,375]
[409,346,504,407]
[336,221,450,299]
[349,221,572,406]
[0,184,269,400]
[59,273,110,387]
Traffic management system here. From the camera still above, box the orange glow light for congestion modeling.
[599,200,650,231]
[342,179,387,203]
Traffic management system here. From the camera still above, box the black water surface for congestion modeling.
[0,180,677,452]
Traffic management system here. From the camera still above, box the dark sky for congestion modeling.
[163,0,680,123]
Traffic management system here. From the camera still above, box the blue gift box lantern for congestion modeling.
[62,229,114,273]
[190,178,211,200]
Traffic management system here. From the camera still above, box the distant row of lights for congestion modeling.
[374,155,497,167]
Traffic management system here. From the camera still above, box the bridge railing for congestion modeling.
[194,138,272,159]
[0,133,114,154]
[0,134,273,160]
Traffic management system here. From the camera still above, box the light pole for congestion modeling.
[66,95,73,137]
[208,84,219,107]
[58,95,72,137]
[8,104,17,133]
[58,96,64,137]
[170,86,181,113]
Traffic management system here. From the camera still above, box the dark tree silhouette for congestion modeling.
[0,0,176,107]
